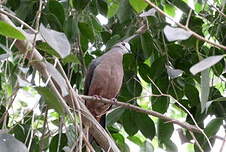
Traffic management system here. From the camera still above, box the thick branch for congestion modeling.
[80,95,201,133]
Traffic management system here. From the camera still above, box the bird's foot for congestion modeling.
[93,95,103,101]
[110,98,118,103]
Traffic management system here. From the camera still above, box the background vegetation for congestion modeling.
[0,0,225,152]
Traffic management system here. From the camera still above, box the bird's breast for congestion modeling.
[88,63,123,98]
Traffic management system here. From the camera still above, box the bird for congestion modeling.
[84,41,130,128]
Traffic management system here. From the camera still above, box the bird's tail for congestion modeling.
[99,114,106,128]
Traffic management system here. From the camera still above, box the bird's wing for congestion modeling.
[84,58,101,95]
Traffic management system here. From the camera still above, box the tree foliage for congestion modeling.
[0,0,225,152]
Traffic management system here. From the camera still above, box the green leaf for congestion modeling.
[126,77,142,97]
[97,0,108,15]
[170,0,190,14]
[164,4,176,17]
[40,24,71,58]
[140,141,154,152]
[122,110,139,136]
[49,134,67,152]
[141,32,153,58]
[123,54,137,72]
[36,42,61,58]
[129,0,148,13]
[107,0,120,18]
[117,0,133,23]
[127,136,143,146]
[91,16,103,32]
[190,55,224,75]
[139,63,151,83]
[62,54,81,64]
[158,119,174,142]
[184,85,200,107]
[15,1,34,21]
[10,124,26,142]
[78,22,94,42]
[200,69,210,113]
[107,108,125,126]
[80,34,89,51]
[164,140,178,152]
[149,57,166,80]
[135,112,156,139]
[29,136,40,152]
[195,2,203,13]
[106,34,121,49]
[118,83,133,102]
[129,33,146,63]
[35,87,64,114]
[0,21,25,40]
[152,96,169,114]
[151,75,169,94]
[204,118,223,137]
[72,0,90,10]
[112,133,130,152]
[101,31,111,43]
[64,16,78,41]
[48,0,65,25]
[46,13,62,31]
[7,0,20,10]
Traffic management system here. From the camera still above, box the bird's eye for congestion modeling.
[121,42,126,46]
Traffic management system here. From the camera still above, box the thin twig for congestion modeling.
[186,9,193,27]
[219,132,226,152]
[27,112,35,151]
[189,130,204,152]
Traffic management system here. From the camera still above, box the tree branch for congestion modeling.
[143,0,226,50]
[80,95,201,133]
